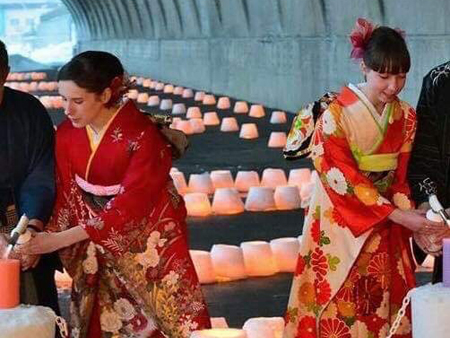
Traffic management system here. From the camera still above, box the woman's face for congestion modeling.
[58,80,107,129]
[362,64,407,105]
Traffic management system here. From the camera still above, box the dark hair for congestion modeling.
[57,51,128,106]
[363,26,410,74]
[0,40,9,76]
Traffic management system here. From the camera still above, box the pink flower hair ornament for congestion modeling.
[349,18,377,60]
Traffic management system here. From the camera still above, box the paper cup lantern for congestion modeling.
[135,77,144,85]
[244,187,276,211]
[270,111,287,124]
[172,103,187,115]
[142,79,152,88]
[191,329,248,338]
[189,250,216,284]
[127,89,139,100]
[170,171,188,195]
[190,118,206,134]
[155,82,165,91]
[150,80,157,89]
[249,104,265,118]
[220,117,239,132]
[210,244,247,281]
[270,238,300,272]
[241,241,278,276]
[203,112,220,126]
[194,91,205,102]
[174,86,184,95]
[163,84,174,93]
[188,173,215,194]
[261,168,288,188]
[176,120,194,135]
[147,95,160,107]
[274,186,301,210]
[182,88,194,98]
[210,317,229,329]
[235,171,260,192]
[203,94,216,106]
[160,99,173,110]
[267,132,287,148]
[239,123,259,139]
[137,92,149,104]
[234,101,249,114]
[210,170,234,189]
[170,117,182,130]
[217,97,231,110]
[187,107,202,119]
[212,188,244,215]
[183,193,212,217]
[288,168,312,191]
[243,318,284,338]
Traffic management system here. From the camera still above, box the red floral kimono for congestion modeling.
[284,84,417,338]
[48,100,210,338]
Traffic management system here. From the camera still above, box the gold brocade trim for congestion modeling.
[358,153,398,172]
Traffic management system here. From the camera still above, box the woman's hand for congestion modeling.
[388,208,446,233]
[15,232,65,255]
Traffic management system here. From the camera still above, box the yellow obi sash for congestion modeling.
[357,153,398,172]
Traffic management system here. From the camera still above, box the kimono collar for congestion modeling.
[347,83,392,124]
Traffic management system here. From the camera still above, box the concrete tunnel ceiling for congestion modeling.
[60,0,450,111]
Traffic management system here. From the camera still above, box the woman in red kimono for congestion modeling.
[283,20,445,337]
[17,51,211,338]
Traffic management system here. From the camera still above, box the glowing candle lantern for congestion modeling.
[203,112,220,126]
[160,99,173,110]
[163,84,174,93]
[211,317,229,329]
[184,193,212,217]
[274,186,301,210]
[243,317,284,338]
[47,81,58,91]
[245,187,276,211]
[137,92,149,104]
[187,107,202,119]
[29,81,38,92]
[210,244,247,281]
[0,259,20,309]
[203,94,216,106]
[267,132,287,148]
[217,97,231,110]
[234,101,249,114]
[195,91,205,102]
[155,82,165,91]
[136,77,144,85]
[241,241,278,276]
[270,111,287,124]
[127,89,139,100]
[52,96,64,109]
[142,78,152,87]
[190,118,206,134]
[37,81,48,91]
[170,117,182,130]
[19,83,30,92]
[191,328,248,338]
[150,81,157,89]
[172,103,187,115]
[182,88,194,98]
[210,170,234,189]
[170,171,188,195]
[212,188,244,215]
[261,168,287,189]
[249,104,265,118]
[270,238,300,272]
[174,86,184,95]
[147,95,160,107]
[235,171,260,192]
[239,123,259,139]
[176,120,194,135]
[189,250,217,284]
[220,117,239,132]
[189,173,215,194]
[288,168,312,191]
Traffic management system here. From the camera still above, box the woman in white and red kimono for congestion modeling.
[17,51,211,338]
[283,20,445,338]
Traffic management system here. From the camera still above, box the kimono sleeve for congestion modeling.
[81,125,173,255]
[311,103,395,237]
[18,99,55,224]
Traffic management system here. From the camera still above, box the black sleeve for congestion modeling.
[18,98,56,223]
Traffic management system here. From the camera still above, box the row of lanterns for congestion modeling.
[190,236,301,284]
[7,72,47,81]
[6,81,58,93]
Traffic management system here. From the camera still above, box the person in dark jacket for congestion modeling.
[0,39,61,313]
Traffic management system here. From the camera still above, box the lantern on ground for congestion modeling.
[241,241,278,276]
[220,117,239,132]
[183,193,212,217]
[270,238,300,272]
[239,123,258,139]
[235,171,259,193]
[212,188,244,215]
[210,244,247,281]
[234,101,249,114]
[261,168,287,189]
[244,187,276,211]
[189,250,216,284]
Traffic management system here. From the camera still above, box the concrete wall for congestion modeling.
[62,0,450,111]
